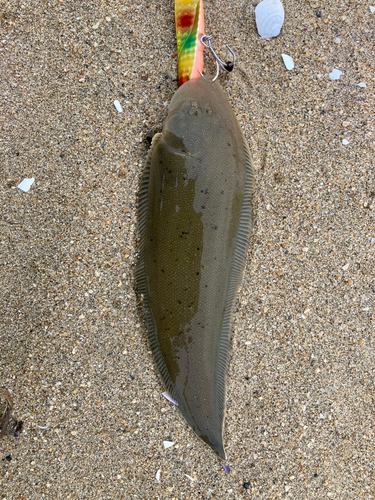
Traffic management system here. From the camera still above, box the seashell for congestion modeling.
[255,0,285,39]
[281,53,294,70]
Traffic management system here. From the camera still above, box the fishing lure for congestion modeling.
[136,2,253,460]
[175,0,204,86]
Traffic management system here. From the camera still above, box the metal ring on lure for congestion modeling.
[200,34,236,73]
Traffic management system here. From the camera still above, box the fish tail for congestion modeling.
[175,0,204,87]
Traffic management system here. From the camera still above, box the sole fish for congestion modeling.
[136,77,253,459]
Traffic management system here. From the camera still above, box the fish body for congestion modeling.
[136,77,253,459]
[175,0,204,86]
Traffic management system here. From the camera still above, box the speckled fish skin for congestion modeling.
[136,77,253,459]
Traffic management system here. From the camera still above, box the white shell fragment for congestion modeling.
[370,6,375,13]
[281,54,294,70]
[185,474,197,481]
[255,0,285,39]
[329,69,342,80]
[17,177,35,192]
[162,391,179,406]
[155,469,161,482]
[342,139,349,145]
[334,37,341,44]
[113,100,123,113]
[163,440,175,449]
[358,82,366,88]
[342,263,350,270]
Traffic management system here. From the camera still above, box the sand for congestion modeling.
[0,0,374,498]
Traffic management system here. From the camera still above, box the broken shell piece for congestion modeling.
[358,82,366,88]
[163,440,174,449]
[342,139,349,145]
[155,469,161,482]
[281,54,294,70]
[162,391,179,406]
[255,0,285,39]
[185,474,197,481]
[17,177,35,192]
[113,100,123,113]
[329,68,342,80]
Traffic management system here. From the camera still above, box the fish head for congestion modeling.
[162,78,226,154]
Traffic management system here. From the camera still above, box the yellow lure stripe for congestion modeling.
[175,0,204,86]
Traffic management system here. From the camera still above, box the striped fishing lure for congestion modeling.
[175,0,205,86]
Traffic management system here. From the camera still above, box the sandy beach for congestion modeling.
[1,0,374,498]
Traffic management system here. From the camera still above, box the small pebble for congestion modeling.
[358,82,366,88]
[334,37,341,43]
[342,139,349,145]
[243,482,250,489]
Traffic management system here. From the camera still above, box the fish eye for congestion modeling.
[188,100,200,116]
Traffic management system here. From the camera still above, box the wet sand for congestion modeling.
[1,0,374,498]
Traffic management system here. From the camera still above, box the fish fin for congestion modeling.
[215,134,254,424]
[136,132,162,272]
[135,133,179,402]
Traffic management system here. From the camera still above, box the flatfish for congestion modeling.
[136,76,253,459]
